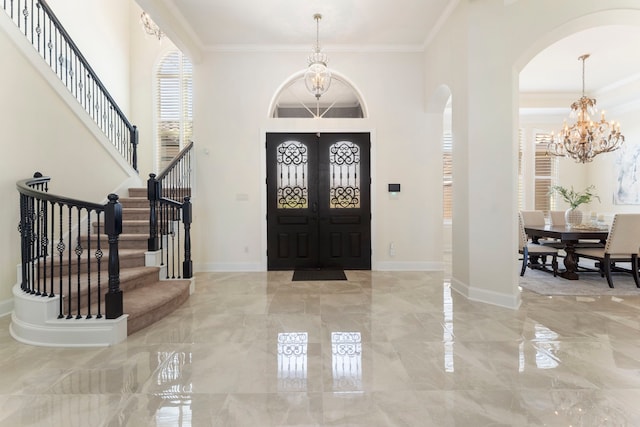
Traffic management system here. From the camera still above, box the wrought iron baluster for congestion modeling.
[66,205,72,319]
[21,0,27,34]
[163,204,168,277]
[57,202,64,318]
[85,209,92,319]
[170,209,176,279]
[28,194,36,294]
[95,212,103,319]
[75,206,83,318]
[48,200,54,297]
[47,16,52,67]
[39,196,48,296]
[35,1,41,53]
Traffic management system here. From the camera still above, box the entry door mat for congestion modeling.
[292,269,347,281]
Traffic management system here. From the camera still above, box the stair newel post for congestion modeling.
[105,193,123,319]
[131,125,139,173]
[182,197,193,279]
[147,174,160,251]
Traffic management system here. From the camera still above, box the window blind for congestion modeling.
[533,132,557,214]
[517,128,524,210]
[156,51,193,170]
[443,131,453,221]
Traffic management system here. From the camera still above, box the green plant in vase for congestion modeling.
[548,185,600,227]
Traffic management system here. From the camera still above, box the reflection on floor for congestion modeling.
[1,269,640,426]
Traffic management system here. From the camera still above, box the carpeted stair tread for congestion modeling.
[124,280,191,335]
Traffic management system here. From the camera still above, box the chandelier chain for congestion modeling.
[304,13,332,100]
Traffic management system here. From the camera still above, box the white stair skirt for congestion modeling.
[9,284,127,347]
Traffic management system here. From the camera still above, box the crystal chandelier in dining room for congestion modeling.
[304,13,332,100]
[546,54,624,163]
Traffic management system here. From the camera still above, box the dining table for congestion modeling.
[524,224,609,280]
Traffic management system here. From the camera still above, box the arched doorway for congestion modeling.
[264,71,372,270]
[517,23,640,219]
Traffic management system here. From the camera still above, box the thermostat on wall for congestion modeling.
[388,184,400,193]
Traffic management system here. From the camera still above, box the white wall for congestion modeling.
[46,0,132,115]
[589,107,640,216]
[190,50,443,271]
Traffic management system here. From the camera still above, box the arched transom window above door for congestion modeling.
[270,71,367,119]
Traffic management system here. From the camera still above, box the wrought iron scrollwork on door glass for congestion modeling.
[329,141,360,208]
[277,141,308,209]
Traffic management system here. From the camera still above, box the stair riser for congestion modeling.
[122,210,150,220]
[118,198,149,209]
[85,236,148,251]
[34,253,145,278]
[92,223,149,235]
[127,188,147,198]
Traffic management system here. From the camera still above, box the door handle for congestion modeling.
[312,202,318,213]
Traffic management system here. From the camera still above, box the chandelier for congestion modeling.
[546,54,624,163]
[140,11,164,41]
[304,14,332,99]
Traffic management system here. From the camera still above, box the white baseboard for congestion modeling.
[0,297,13,318]
[450,277,521,309]
[195,261,445,272]
[195,262,264,272]
[374,261,444,271]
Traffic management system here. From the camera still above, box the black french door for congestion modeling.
[266,132,371,270]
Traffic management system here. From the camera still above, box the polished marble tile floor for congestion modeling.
[2,270,640,426]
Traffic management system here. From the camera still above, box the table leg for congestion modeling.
[560,242,579,280]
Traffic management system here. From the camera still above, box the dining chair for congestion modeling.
[550,210,604,248]
[574,213,640,288]
[549,210,566,226]
[520,210,564,248]
[518,212,558,277]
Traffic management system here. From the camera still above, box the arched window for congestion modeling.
[155,51,193,170]
[270,72,366,119]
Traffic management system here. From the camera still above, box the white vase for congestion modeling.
[565,208,583,227]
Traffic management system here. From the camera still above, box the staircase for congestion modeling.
[6,1,195,345]
[106,187,192,335]
[11,185,193,346]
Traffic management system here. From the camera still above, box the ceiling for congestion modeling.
[149,0,456,50]
[138,1,640,97]
[519,25,640,95]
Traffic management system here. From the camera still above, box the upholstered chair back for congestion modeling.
[520,210,546,227]
[549,211,566,226]
[604,214,640,255]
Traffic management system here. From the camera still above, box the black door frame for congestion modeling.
[264,131,372,270]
